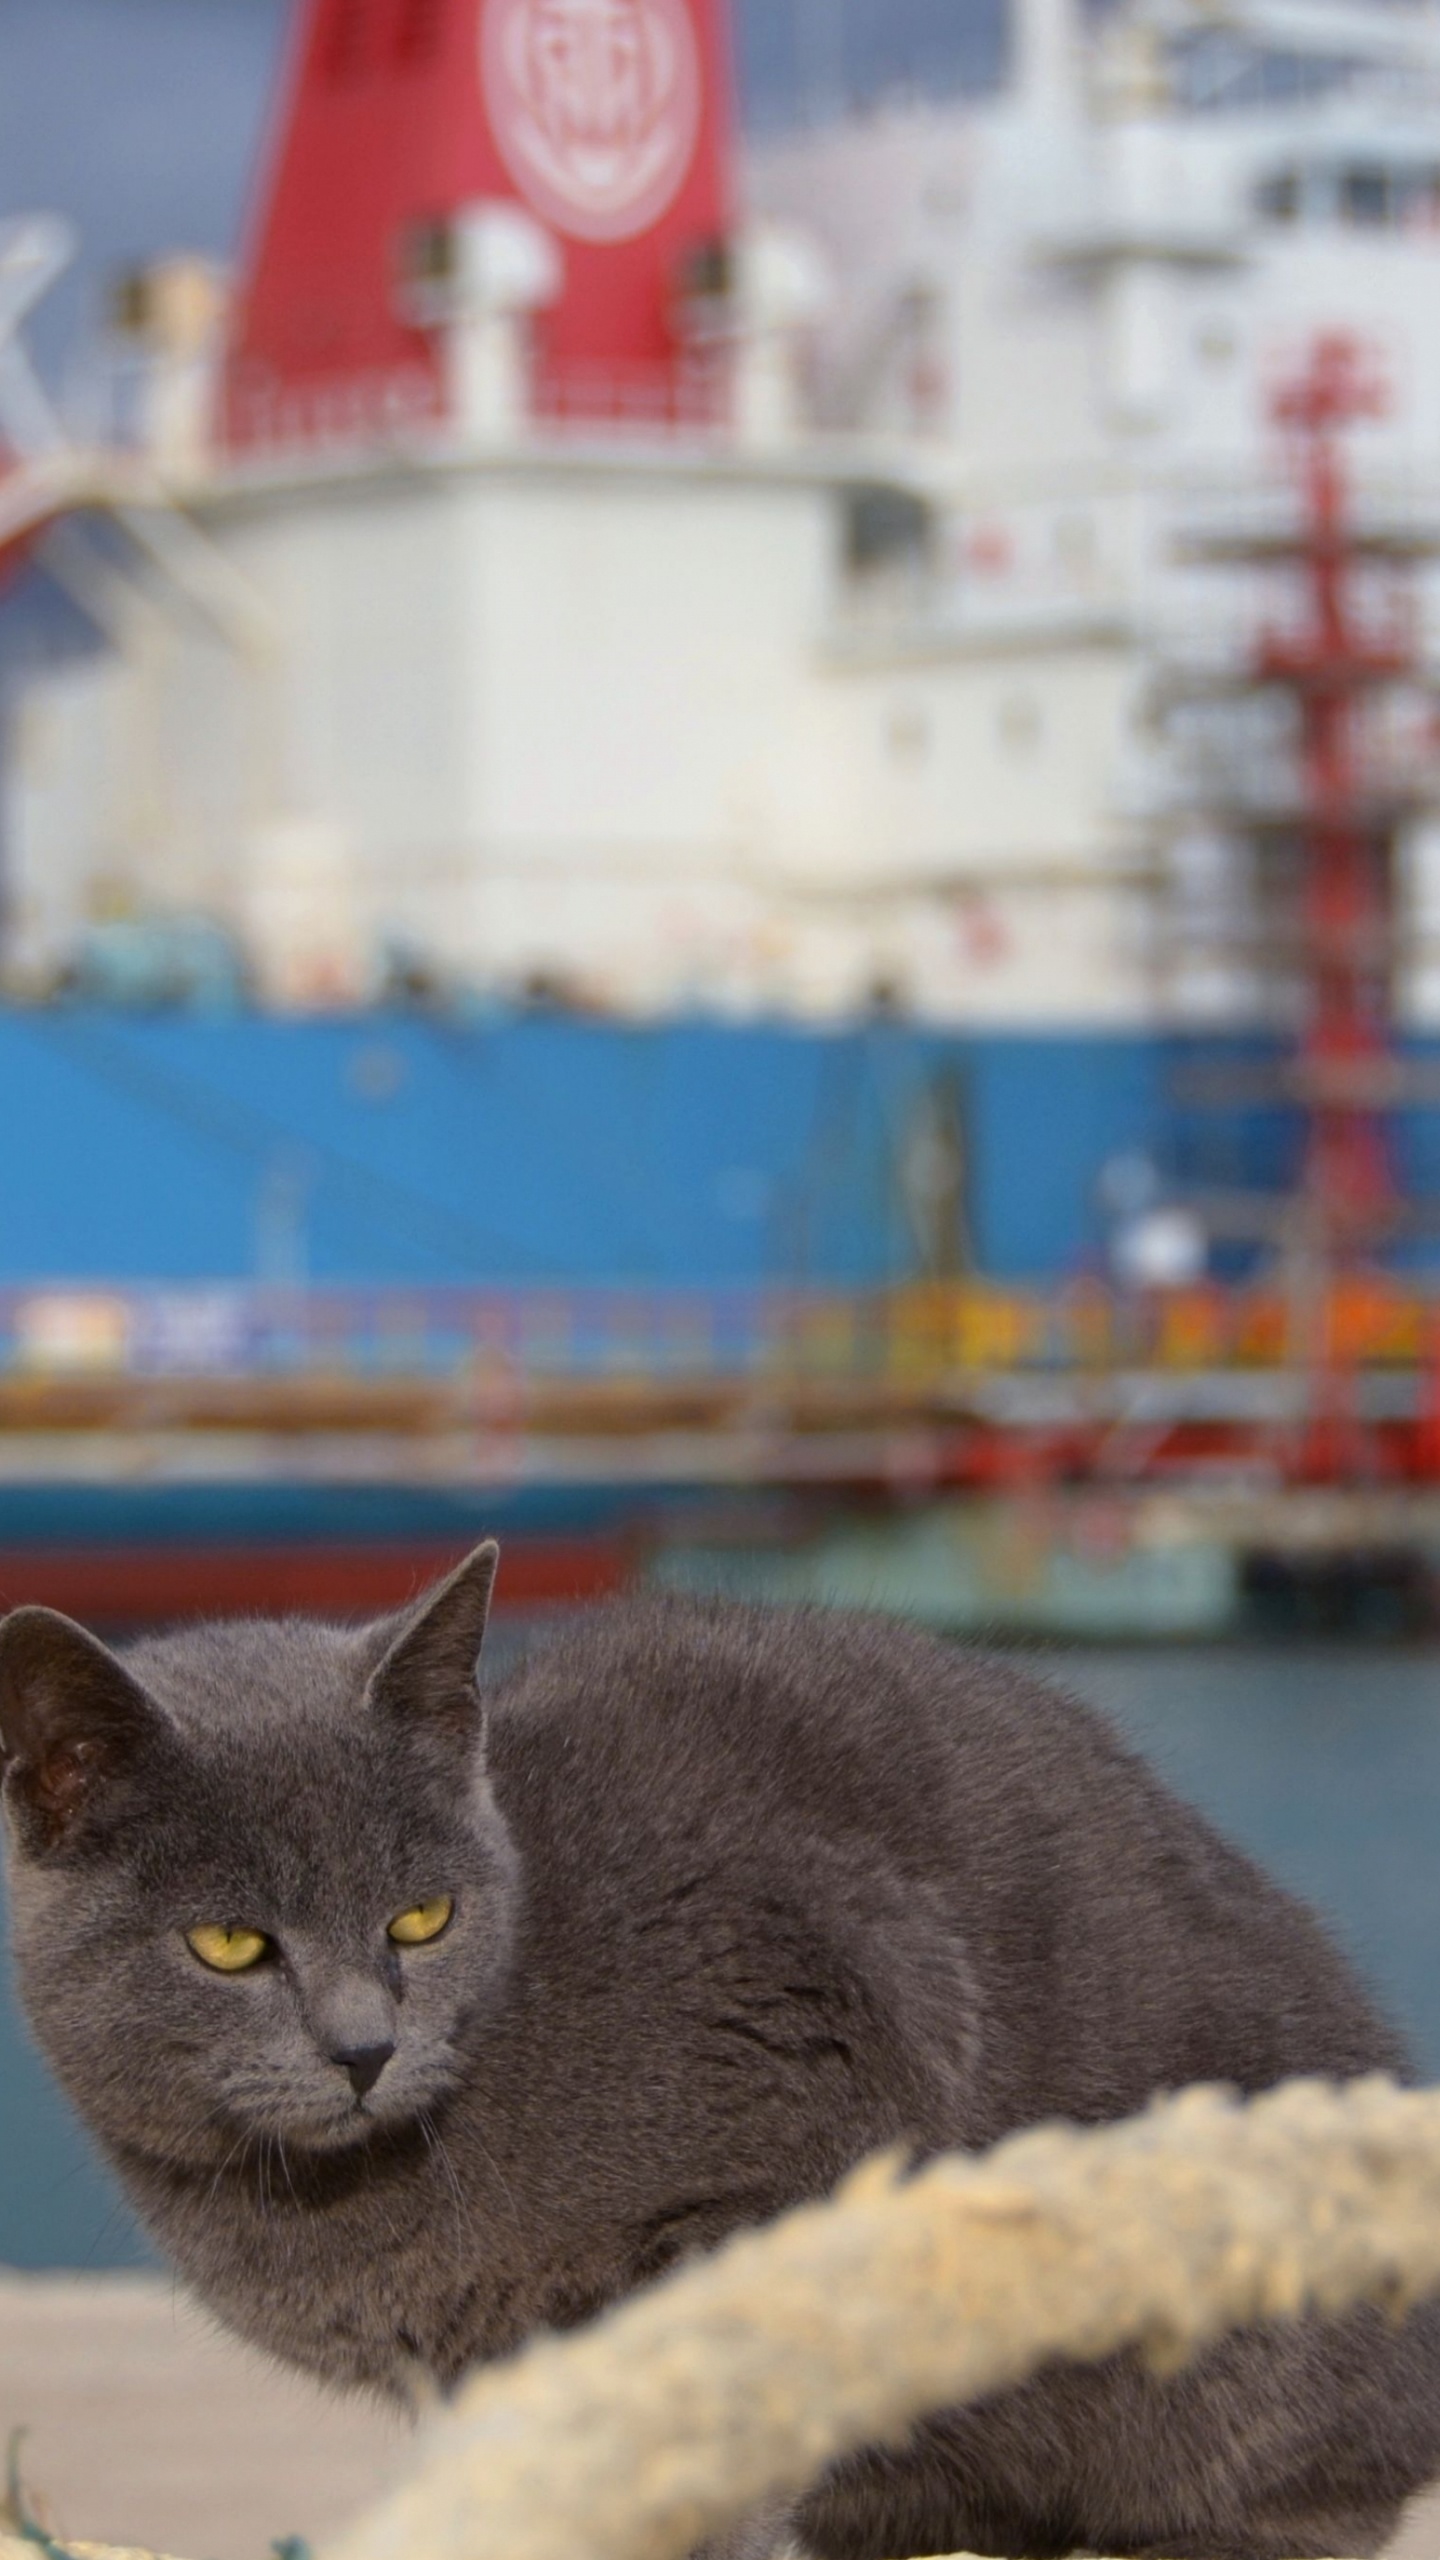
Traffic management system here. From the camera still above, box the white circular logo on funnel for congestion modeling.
[481,0,702,244]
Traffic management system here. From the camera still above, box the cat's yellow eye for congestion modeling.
[387,1897,453,1947]
[186,1925,269,1975]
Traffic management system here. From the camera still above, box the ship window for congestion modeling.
[1260,157,1440,231]
[395,0,445,63]
[1336,162,1440,230]
[322,0,369,81]
[1255,169,1299,224]
[844,481,935,576]
[1341,165,1392,228]
[1394,166,1440,229]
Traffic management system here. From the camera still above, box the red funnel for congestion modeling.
[222,0,736,446]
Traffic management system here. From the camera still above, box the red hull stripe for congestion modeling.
[0,1539,632,1623]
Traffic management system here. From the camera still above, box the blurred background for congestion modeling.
[1,1,1440,2543]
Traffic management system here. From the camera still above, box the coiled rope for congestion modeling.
[9,2075,1440,2560]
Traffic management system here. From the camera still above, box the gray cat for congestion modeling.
[1,1543,1437,2560]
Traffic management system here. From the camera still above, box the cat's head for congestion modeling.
[0,1543,518,2167]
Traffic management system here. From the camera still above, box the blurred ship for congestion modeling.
[1,0,1440,1630]
[10,0,1440,1025]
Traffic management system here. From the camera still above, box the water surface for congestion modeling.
[1057,1647,1440,2079]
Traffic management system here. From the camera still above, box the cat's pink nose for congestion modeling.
[332,2040,395,2098]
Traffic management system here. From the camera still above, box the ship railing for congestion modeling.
[1174,465,1440,547]
[529,353,732,438]
[1151,741,1440,827]
[1152,599,1428,687]
[0,1278,1437,1390]
[217,364,446,468]
[215,352,733,469]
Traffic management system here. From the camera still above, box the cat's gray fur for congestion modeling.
[1,1546,1437,2560]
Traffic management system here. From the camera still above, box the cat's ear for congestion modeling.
[364,1541,500,1751]
[0,1607,165,1854]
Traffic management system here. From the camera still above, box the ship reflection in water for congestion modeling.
[0,1624,1436,2271]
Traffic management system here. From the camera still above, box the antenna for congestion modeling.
[1011,0,1082,119]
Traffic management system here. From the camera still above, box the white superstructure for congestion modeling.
[7,0,1440,1025]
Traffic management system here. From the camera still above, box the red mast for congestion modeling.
[1260,336,1403,1257]
[1177,332,1440,1484]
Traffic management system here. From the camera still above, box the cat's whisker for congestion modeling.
[457,2109,521,2244]
[78,2197,133,2271]
[275,2132,300,2212]
[248,2131,270,2224]
[418,2107,467,2262]
[356,2133,421,2257]
[204,2124,253,2211]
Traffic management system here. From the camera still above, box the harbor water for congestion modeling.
[1059,1648,1440,2087]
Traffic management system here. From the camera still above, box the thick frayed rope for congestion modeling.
[10,2078,1440,2560]
[330,2077,1440,2560]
